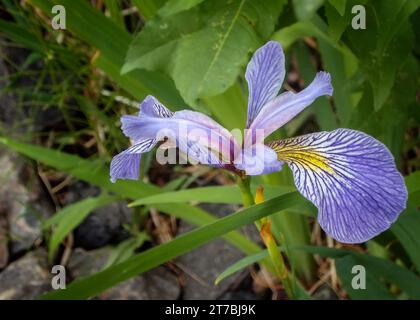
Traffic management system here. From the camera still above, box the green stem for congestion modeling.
[236,175,296,299]
[236,176,254,207]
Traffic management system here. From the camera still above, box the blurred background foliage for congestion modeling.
[0,0,419,299]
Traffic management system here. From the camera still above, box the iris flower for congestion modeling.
[111,41,407,243]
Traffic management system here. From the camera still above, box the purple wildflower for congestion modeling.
[111,41,407,244]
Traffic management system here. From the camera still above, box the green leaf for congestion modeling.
[215,249,268,284]
[202,82,247,130]
[43,194,119,261]
[0,19,45,53]
[335,255,395,299]
[125,0,285,107]
[128,185,294,207]
[122,8,203,74]
[293,0,325,21]
[103,0,125,30]
[293,42,337,131]
[346,1,419,111]
[405,171,420,205]
[132,0,166,20]
[158,0,206,17]
[172,0,255,106]
[103,233,149,269]
[324,1,367,42]
[390,171,420,273]
[391,204,420,273]
[328,0,346,15]
[299,246,420,299]
[40,192,301,299]
[272,17,358,127]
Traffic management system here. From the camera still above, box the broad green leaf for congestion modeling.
[271,17,358,70]
[43,194,119,261]
[202,82,247,130]
[348,55,417,164]
[132,0,166,20]
[173,0,286,106]
[172,1,255,106]
[40,192,301,299]
[293,0,324,21]
[125,0,286,107]
[346,1,419,111]
[122,8,203,74]
[328,0,346,15]
[158,0,206,17]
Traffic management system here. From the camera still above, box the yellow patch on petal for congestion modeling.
[268,139,335,174]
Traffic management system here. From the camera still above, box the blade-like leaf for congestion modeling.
[215,249,268,284]
[29,0,185,108]
[43,194,119,260]
[0,136,261,256]
[128,185,294,207]
[40,192,301,299]
[298,246,420,299]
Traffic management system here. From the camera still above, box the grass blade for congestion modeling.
[40,191,301,299]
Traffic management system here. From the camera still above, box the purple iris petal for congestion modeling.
[245,41,285,128]
[268,128,407,243]
[247,71,333,144]
[139,95,174,118]
[110,138,156,182]
[121,113,237,160]
[110,96,240,182]
[235,144,283,176]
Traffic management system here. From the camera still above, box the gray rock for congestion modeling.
[67,247,180,300]
[67,247,111,278]
[0,211,8,269]
[99,267,180,300]
[312,284,339,300]
[0,248,51,299]
[63,182,132,249]
[0,151,53,256]
[177,203,260,300]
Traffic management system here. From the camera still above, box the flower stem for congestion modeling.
[236,175,255,207]
[236,176,295,299]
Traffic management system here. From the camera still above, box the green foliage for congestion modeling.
[40,192,302,299]
[123,0,287,107]
[300,246,420,299]
[43,194,119,261]
[1,0,419,300]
